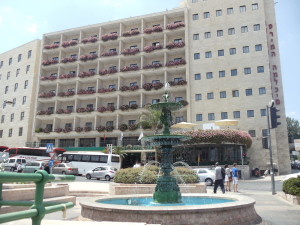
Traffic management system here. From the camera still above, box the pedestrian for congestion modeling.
[213,162,225,194]
[224,164,231,192]
[44,163,50,174]
[232,163,239,192]
[17,162,22,173]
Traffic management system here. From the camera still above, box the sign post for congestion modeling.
[46,143,53,153]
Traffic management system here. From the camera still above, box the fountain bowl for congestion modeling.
[80,193,262,225]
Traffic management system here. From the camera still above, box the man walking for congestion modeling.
[213,162,225,194]
[232,163,239,192]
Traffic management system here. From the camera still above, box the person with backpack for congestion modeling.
[213,162,225,194]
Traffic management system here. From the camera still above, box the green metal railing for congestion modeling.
[0,170,75,225]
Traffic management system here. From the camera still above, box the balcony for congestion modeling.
[143,45,163,53]
[62,40,78,48]
[81,37,98,44]
[44,44,60,50]
[143,26,163,34]
[166,22,185,30]
[120,85,139,92]
[42,59,59,66]
[142,82,163,91]
[122,30,140,37]
[80,54,98,62]
[38,91,56,98]
[101,33,118,42]
[165,59,186,67]
[121,48,140,56]
[99,68,118,76]
[97,106,116,113]
[166,41,185,50]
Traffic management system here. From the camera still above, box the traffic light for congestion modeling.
[242,153,247,159]
[270,106,281,128]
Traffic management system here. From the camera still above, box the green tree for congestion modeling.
[286,117,300,143]
[113,146,127,167]
[139,106,162,134]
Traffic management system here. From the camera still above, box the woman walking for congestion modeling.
[224,164,231,192]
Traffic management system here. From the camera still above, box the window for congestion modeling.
[233,111,240,119]
[7,72,10,80]
[5,86,8,94]
[152,99,160,104]
[206,72,213,79]
[194,73,201,80]
[243,46,249,53]
[194,53,200,60]
[217,30,223,37]
[9,57,12,65]
[86,104,94,109]
[19,127,23,136]
[14,83,18,91]
[130,82,137,87]
[129,101,137,106]
[254,24,260,31]
[10,113,14,122]
[174,77,183,83]
[221,112,228,119]
[175,97,183,102]
[24,80,28,89]
[129,45,137,49]
[220,91,226,98]
[216,10,222,17]
[195,94,202,101]
[259,87,266,95]
[245,88,253,96]
[247,110,254,117]
[8,129,13,137]
[218,50,224,56]
[174,58,182,62]
[12,98,16,107]
[241,26,248,33]
[152,42,160,47]
[67,106,74,112]
[89,68,96,73]
[203,12,210,19]
[22,96,26,104]
[20,112,25,120]
[249,130,256,137]
[106,121,114,127]
[65,123,73,130]
[262,129,269,137]
[207,92,214,99]
[228,28,235,35]
[240,5,246,12]
[109,84,116,89]
[232,90,239,97]
[231,69,237,76]
[196,114,203,121]
[255,44,262,51]
[192,14,199,20]
[205,51,212,58]
[175,117,183,123]
[152,80,160,84]
[219,70,225,77]
[1,115,4,123]
[204,32,211,39]
[252,3,259,10]
[193,34,199,40]
[260,109,267,116]
[174,38,182,43]
[0,61,3,68]
[208,113,215,121]
[28,50,32,59]
[18,54,22,62]
[227,8,233,15]
[16,69,20,77]
[129,120,136,125]
[244,67,251,75]
[257,66,264,73]
[229,48,236,55]
[0,130,2,138]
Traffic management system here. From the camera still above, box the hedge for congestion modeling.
[282,177,300,196]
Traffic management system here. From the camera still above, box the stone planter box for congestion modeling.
[109,183,206,195]
[281,192,300,205]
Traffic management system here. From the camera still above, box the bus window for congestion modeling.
[66,154,73,161]
[90,155,100,162]
[73,154,82,161]
[111,156,120,162]
[99,155,108,163]
[9,148,17,155]
[82,155,91,162]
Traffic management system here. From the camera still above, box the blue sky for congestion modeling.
[0,0,299,121]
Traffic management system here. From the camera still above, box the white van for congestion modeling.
[4,157,27,172]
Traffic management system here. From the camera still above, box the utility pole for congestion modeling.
[266,100,279,195]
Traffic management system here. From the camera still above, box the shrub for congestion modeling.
[119,124,128,131]
[171,167,199,184]
[283,177,300,196]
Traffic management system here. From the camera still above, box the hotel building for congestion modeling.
[1,0,289,173]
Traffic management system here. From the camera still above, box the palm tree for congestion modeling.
[139,106,162,134]
[113,146,127,167]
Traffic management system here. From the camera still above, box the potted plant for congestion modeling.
[75,127,83,132]
[120,105,129,111]
[129,104,138,110]
[142,83,153,91]
[119,124,128,131]
[96,126,106,132]
[105,126,114,132]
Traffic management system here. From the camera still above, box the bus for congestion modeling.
[0,146,9,162]
[59,151,121,175]
[4,147,65,163]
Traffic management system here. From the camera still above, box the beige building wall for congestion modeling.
[0,40,41,147]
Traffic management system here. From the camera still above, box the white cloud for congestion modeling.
[25,23,38,33]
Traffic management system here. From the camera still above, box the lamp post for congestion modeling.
[266,100,276,195]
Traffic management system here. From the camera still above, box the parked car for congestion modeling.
[193,168,215,186]
[282,172,300,182]
[4,157,26,172]
[52,163,78,175]
[22,161,45,173]
[85,166,117,181]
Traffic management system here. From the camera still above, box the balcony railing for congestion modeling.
[80,54,98,61]
[99,68,118,75]
[44,44,60,49]
[143,45,163,53]
[101,33,118,41]
[143,26,163,34]
[166,41,185,49]
[121,48,140,56]
[122,30,140,37]
[62,40,78,48]
[120,85,139,92]
[81,37,98,44]
[61,57,77,63]
[166,22,185,30]
[59,73,77,79]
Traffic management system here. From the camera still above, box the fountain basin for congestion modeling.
[80,194,262,225]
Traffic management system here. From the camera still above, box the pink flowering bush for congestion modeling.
[62,40,78,48]
[75,127,84,132]
[120,105,130,111]
[153,82,163,90]
[166,41,185,49]
[38,92,56,98]
[165,59,186,67]
[179,100,189,107]
[81,37,98,44]
[122,30,140,37]
[42,59,59,66]
[78,71,95,78]
[44,44,60,49]
[97,106,107,113]
[101,51,118,57]
[77,89,96,95]
[101,33,118,41]
[168,80,187,86]
[99,67,118,75]
[121,65,139,72]
[84,127,92,132]
[63,128,72,133]
[37,110,53,115]
[59,73,76,79]
[98,88,116,93]
[57,91,75,97]
[129,104,138,110]
[119,124,128,131]
[176,129,253,148]
[41,75,57,81]
[121,48,140,55]
[142,83,153,91]
[96,126,106,132]
[128,124,139,131]
[76,107,94,113]
[143,45,163,53]
[166,22,185,30]
[143,26,163,34]
[61,57,77,63]
[80,54,98,61]
[143,63,163,69]
[106,126,114,132]
[54,128,63,133]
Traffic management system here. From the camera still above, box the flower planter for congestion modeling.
[55,128,63,133]
[96,126,106,132]
[42,59,59,66]
[143,45,163,53]
[168,80,187,86]
[44,44,60,49]
[165,59,186,67]
[166,41,185,49]
[129,104,138,110]
[166,22,185,30]
[78,71,95,78]
[97,106,107,113]
[80,54,98,61]
[128,124,139,131]
[153,82,163,90]
[61,57,77,63]
[122,30,140,37]
[101,51,118,57]
[81,37,98,44]
[143,63,163,69]
[144,26,163,34]
[41,76,57,81]
[77,89,96,95]
[38,92,56,98]
[106,126,114,132]
[120,105,129,111]
[101,33,118,41]
[75,127,83,132]
[98,88,116,93]
[62,40,78,48]
[59,73,76,79]
[121,48,140,56]
[142,83,153,91]
[99,68,118,75]
[121,65,139,72]
[119,124,128,131]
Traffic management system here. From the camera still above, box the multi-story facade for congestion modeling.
[0,40,41,147]
[31,0,289,173]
